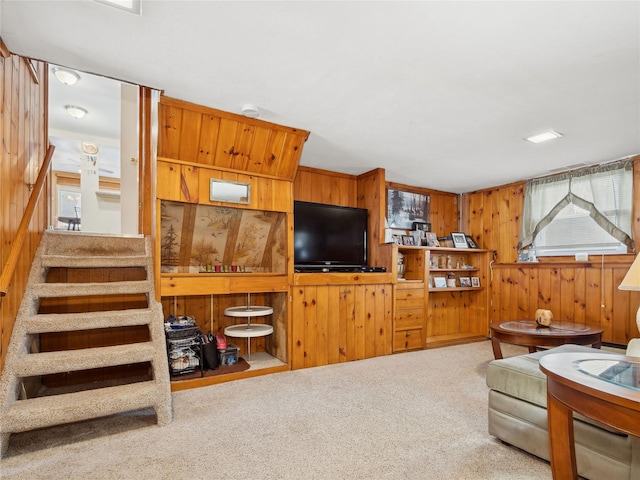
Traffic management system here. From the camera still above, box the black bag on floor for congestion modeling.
[201,333,219,370]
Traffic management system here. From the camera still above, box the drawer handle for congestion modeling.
[406,293,413,297]
[405,332,411,337]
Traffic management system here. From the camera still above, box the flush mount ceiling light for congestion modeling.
[65,105,88,119]
[241,104,260,119]
[524,129,564,144]
[81,142,99,155]
[52,67,80,85]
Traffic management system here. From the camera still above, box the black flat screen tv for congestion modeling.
[294,201,368,271]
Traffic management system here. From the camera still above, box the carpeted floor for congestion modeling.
[1,340,553,479]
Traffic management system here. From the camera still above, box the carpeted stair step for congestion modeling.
[32,280,152,298]
[42,232,147,257]
[41,254,149,269]
[24,308,155,334]
[1,381,162,433]
[14,342,157,377]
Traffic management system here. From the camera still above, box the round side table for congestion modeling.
[223,295,273,360]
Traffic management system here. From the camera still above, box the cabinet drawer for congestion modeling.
[393,328,423,351]
[396,287,424,309]
[394,308,424,330]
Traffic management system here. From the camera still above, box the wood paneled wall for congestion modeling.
[158,97,309,181]
[461,157,640,345]
[0,46,49,372]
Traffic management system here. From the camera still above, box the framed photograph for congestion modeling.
[387,188,430,230]
[433,276,447,288]
[466,235,478,248]
[401,235,415,246]
[471,276,480,287]
[424,232,440,247]
[392,234,403,245]
[451,232,469,249]
[412,222,431,232]
[459,276,472,287]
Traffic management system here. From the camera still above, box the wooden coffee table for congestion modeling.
[490,320,603,359]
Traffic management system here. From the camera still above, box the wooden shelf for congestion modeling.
[429,286,484,293]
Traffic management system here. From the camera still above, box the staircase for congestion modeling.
[0,231,172,455]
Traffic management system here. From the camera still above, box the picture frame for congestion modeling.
[387,188,430,230]
[424,232,440,247]
[412,222,431,232]
[471,276,480,287]
[392,234,403,245]
[401,235,415,246]
[459,276,472,287]
[466,235,478,249]
[433,277,447,288]
[451,232,469,249]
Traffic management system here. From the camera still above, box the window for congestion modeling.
[519,159,634,256]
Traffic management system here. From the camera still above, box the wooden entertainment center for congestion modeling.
[156,97,492,390]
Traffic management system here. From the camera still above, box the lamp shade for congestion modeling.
[619,254,640,291]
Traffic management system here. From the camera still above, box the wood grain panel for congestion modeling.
[0,51,48,372]
[158,97,309,181]
[491,262,639,345]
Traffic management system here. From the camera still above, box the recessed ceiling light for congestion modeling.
[241,104,260,118]
[524,130,564,144]
[65,105,88,119]
[52,67,80,85]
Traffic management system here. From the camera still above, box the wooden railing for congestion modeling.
[0,145,55,296]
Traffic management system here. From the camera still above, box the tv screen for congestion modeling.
[294,201,368,270]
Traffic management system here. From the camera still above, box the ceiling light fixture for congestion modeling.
[81,142,99,155]
[53,67,80,85]
[241,104,260,119]
[524,129,564,144]
[65,105,88,119]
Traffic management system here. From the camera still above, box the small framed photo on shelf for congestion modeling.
[459,276,472,287]
[451,232,469,249]
[401,235,415,246]
[433,276,447,288]
[424,232,440,247]
[466,236,478,248]
[471,276,480,287]
[412,222,431,232]
[392,234,403,245]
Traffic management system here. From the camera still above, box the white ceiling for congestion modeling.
[2,1,639,194]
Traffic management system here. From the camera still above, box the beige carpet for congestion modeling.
[1,340,553,479]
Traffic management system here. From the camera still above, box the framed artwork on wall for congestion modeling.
[387,188,430,230]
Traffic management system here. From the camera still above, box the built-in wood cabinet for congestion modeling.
[290,273,393,369]
[384,244,491,350]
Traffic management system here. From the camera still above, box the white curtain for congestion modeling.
[518,159,634,251]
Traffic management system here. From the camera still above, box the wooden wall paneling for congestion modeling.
[261,130,285,177]
[177,108,202,162]
[290,285,306,369]
[196,113,221,166]
[158,103,183,159]
[293,166,358,206]
[180,164,199,203]
[156,160,182,201]
[1,51,48,372]
[229,122,254,172]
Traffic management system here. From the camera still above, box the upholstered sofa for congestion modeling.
[486,344,640,480]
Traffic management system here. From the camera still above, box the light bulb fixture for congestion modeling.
[53,67,80,85]
[65,105,88,119]
[241,104,260,119]
[81,142,99,155]
[524,129,564,144]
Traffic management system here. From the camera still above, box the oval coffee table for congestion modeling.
[490,320,603,360]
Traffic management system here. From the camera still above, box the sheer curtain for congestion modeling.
[518,159,634,251]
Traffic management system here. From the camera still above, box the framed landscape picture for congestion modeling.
[433,277,447,288]
[387,188,430,230]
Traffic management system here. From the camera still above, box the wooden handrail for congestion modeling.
[0,145,55,296]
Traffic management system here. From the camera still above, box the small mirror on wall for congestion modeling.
[210,179,250,204]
